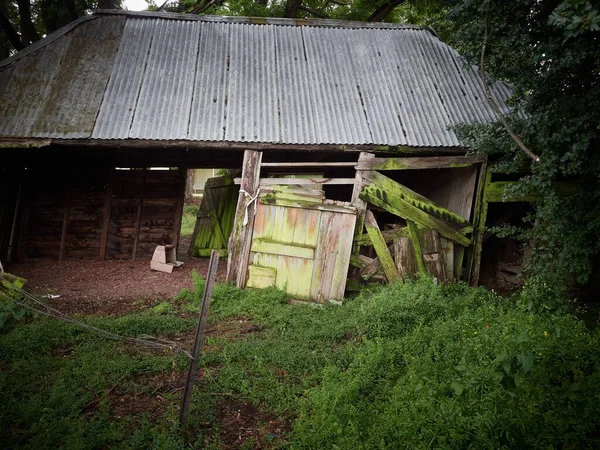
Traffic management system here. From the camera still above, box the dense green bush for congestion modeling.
[291,280,600,449]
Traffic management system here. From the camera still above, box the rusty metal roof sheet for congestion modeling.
[0,10,514,147]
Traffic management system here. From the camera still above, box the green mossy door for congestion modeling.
[188,176,239,257]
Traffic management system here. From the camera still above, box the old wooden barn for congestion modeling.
[0,10,521,302]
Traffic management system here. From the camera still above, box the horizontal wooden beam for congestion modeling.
[234,177,356,185]
[360,186,471,247]
[261,162,357,167]
[362,171,470,225]
[354,226,409,246]
[251,240,315,259]
[355,155,485,171]
[258,198,356,214]
[9,138,467,155]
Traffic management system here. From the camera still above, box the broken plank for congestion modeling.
[354,226,409,246]
[256,178,356,185]
[361,170,469,225]
[261,162,356,167]
[247,265,277,289]
[360,185,471,247]
[364,210,399,283]
[355,155,485,171]
[258,198,356,214]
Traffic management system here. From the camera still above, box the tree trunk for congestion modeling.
[16,0,40,45]
[285,0,302,18]
[185,169,196,203]
[0,9,24,50]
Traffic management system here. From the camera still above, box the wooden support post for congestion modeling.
[172,167,187,252]
[364,210,399,283]
[407,221,426,275]
[227,150,263,287]
[467,163,491,285]
[351,152,375,253]
[179,250,219,429]
[132,170,147,261]
[16,173,30,263]
[99,168,114,261]
[58,175,72,261]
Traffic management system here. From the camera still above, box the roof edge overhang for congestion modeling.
[0,138,468,155]
[0,9,435,69]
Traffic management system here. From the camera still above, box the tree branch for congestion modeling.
[480,14,540,162]
[368,0,407,22]
[16,0,40,45]
[300,5,330,19]
[0,9,24,51]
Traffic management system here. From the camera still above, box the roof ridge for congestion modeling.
[95,9,427,31]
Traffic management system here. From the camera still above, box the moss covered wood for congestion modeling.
[359,182,471,247]
[407,221,427,275]
[227,150,263,287]
[188,176,239,258]
[355,155,485,171]
[364,210,399,283]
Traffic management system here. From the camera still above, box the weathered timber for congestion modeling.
[171,168,187,251]
[261,162,356,167]
[360,185,471,247]
[188,176,239,258]
[351,152,375,254]
[364,210,399,283]
[440,237,455,281]
[179,251,219,429]
[354,226,409,246]
[394,236,416,280]
[361,256,382,280]
[227,150,263,287]
[239,177,356,185]
[355,155,485,171]
[246,265,277,289]
[58,178,73,261]
[362,171,469,225]
[258,198,355,214]
[310,209,356,302]
[407,221,426,275]
[419,229,446,282]
[45,138,467,155]
[251,239,315,259]
[131,170,147,261]
[467,164,491,285]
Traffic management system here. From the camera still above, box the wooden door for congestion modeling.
[188,176,239,257]
[246,197,356,302]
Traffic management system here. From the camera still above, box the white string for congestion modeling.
[239,188,260,226]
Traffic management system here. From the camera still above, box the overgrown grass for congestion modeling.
[180,204,199,237]
[1,276,599,449]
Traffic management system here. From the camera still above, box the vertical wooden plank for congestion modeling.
[311,209,356,302]
[99,168,114,260]
[407,221,426,275]
[454,245,465,280]
[394,236,416,281]
[467,162,491,285]
[440,237,455,282]
[227,150,263,287]
[16,171,31,263]
[419,229,446,282]
[58,174,73,261]
[351,152,375,252]
[364,210,399,283]
[131,169,147,261]
[171,167,187,252]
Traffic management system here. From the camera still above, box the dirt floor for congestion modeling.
[6,235,227,316]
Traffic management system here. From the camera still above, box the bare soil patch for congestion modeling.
[6,255,227,316]
[217,399,290,450]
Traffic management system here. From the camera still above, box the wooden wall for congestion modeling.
[6,167,185,261]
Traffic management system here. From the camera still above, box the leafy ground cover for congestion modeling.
[181,205,200,237]
[1,276,599,449]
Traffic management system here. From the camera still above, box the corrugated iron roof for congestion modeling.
[0,10,514,148]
